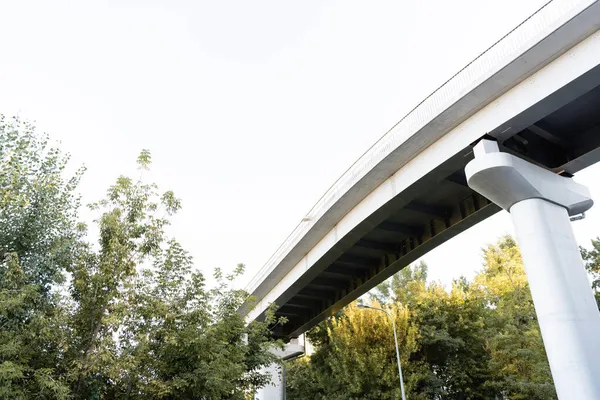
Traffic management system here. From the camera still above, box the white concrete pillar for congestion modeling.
[466,140,600,400]
[511,198,600,398]
[255,363,285,400]
[255,337,305,400]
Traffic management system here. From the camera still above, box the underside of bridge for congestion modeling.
[271,156,501,337]
[269,65,600,339]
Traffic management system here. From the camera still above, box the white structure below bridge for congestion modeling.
[467,139,600,398]
[245,1,600,399]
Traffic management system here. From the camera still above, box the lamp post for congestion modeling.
[358,304,407,400]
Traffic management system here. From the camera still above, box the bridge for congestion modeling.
[245,1,600,399]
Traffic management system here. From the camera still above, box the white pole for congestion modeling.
[389,311,408,400]
[511,198,600,399]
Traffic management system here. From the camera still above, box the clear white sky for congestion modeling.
[1,0,599,288]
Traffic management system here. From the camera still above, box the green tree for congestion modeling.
[372,262,494,399]
[372,260,427,305]
[288,238,558,399]
[287,302,418,400]
[1,116,282,399]
[67,150,283,399]
[0,115,84,292]
[475,236,556,400]
[0,115,79,399]
[580,237,600,307]
[405,283,494,399]
[0,254,71,399]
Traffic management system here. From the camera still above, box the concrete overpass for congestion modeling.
[247,1,600,398]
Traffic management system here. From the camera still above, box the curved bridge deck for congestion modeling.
[242,0,600,337]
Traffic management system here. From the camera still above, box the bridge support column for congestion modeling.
[255,363,286,400]
[255,337,305,400]
[466,139,600,400]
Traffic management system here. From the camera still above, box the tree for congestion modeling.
[475,236,556,400]
[287,302,418,400]
[0,115,79,399]
[580,237,600,307]
[371,260,427,306]
[405,283,494,399]
[1,116,282,399]
[0,115,84,292]
[289,264,493,399]
[288,238,558,399]
[66,150,283,399]
[0,253,72,399]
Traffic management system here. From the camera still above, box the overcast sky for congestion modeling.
[2,0,599,288]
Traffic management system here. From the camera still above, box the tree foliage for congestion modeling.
[1,116,79,399]
[288,237,562,400]
[474,237,555,399]
[581,237,600,307]
[0,116,280,399]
